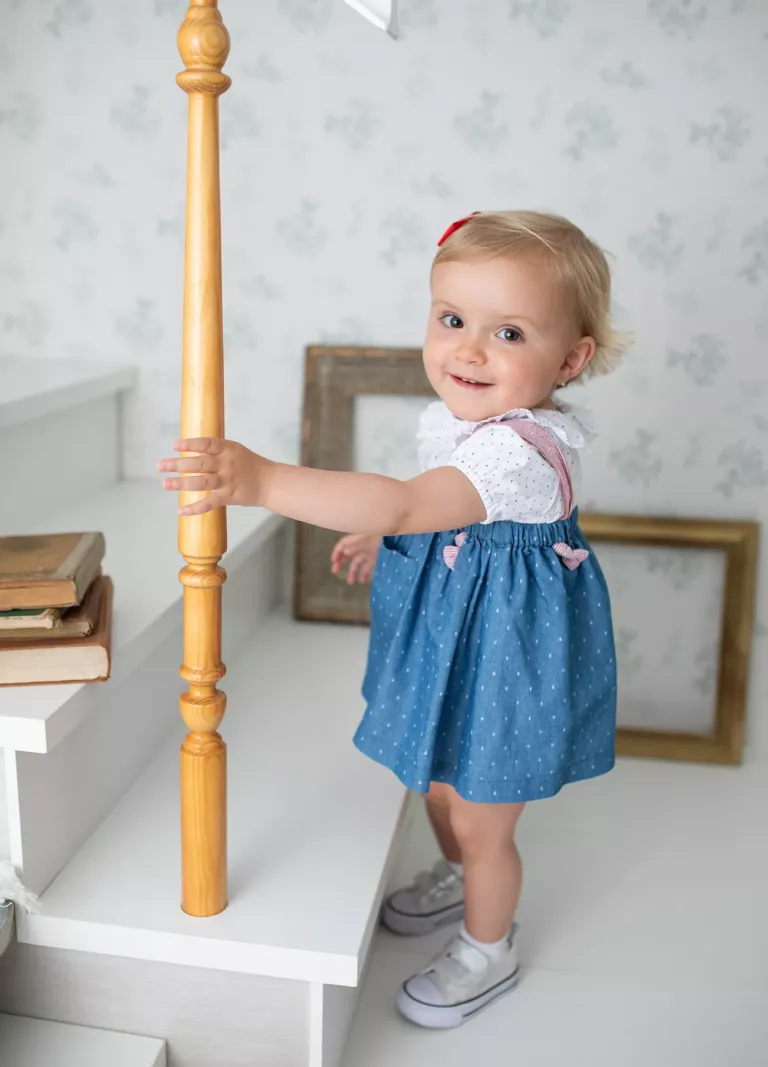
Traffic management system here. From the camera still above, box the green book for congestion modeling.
[0,605,62,631]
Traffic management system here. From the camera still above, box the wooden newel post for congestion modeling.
[176,0,231,918]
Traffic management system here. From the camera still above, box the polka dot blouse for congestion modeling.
[416,401,596,525]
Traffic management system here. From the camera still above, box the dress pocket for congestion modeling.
[382,534,418,561]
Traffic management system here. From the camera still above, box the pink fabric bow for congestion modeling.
[443,531,468,570]
[553,542,589,570]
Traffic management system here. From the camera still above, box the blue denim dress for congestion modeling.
[353,419,617,804]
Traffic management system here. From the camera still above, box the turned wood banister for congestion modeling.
[176,0,231,918]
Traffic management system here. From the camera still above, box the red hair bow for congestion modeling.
[437,211,481,247]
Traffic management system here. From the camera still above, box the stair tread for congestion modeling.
[0,481,282,753]
[0,1013,165,1066]
[19,612,406,986]
[0,357,136,430]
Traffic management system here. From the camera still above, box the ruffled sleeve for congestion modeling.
[535,404,596,449]
[449,423,572,524]
[416,401,455,473]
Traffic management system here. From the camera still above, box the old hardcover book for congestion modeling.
[0,605,63,631]
[0,532,105,611]
[0,576,113,686]
[0,577,104,641]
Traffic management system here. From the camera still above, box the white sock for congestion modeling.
[460,921,512,958]
[447,860,463,877]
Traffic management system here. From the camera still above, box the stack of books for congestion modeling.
[0,532,113,687]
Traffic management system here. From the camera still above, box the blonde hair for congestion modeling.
[433,210,630,381]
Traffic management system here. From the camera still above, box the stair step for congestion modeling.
[0,358,136,431]
[18,612,407,986]
[0,1013,165,1067]
[0,481,282,754]
[0,358,137,532]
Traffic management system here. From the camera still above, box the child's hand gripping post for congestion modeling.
[159,437,487,534]
[158,437,267,516]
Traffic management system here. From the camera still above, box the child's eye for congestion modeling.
[496,326,523,343]
[439,313,464,330]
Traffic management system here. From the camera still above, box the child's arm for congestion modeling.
[158,437,486,535]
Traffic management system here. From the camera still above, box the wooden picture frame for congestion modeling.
[295,345,759,766]
[581,513,758,766]
[295,344,434,626]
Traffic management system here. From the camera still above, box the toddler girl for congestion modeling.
[159,210,623,1030]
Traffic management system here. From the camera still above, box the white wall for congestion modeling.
[2,0,767,748]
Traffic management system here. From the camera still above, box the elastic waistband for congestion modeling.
[460,509,581,548]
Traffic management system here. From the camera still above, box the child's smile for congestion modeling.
[423,256,595,422]
[450,374,491,390]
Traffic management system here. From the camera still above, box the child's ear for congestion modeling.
[561,336,596,381]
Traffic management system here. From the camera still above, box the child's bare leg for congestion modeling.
[424,781,463,864]
[448,790,525,943]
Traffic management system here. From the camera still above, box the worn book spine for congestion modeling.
[0,580,100,641]
[0,533,105,611]
[0,576,113,686]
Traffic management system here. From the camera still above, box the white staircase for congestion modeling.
[0,357,409,1066]
[0,357,136,534]
[0,1014,166,1067]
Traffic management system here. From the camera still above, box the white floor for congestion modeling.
[342,755,768,1067]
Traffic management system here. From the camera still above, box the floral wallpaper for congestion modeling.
[594,542,725,733]
[2,0,768,751]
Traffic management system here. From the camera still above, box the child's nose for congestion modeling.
[456,341,487,364]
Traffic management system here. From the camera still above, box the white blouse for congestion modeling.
[416,400,596,524]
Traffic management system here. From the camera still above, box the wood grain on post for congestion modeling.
[176,0,231,917]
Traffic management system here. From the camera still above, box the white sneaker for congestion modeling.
[396,926,520,1029]
[382,860,465,936]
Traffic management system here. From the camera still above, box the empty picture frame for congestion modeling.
[580,513,758,765]
[294,345,434,626]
